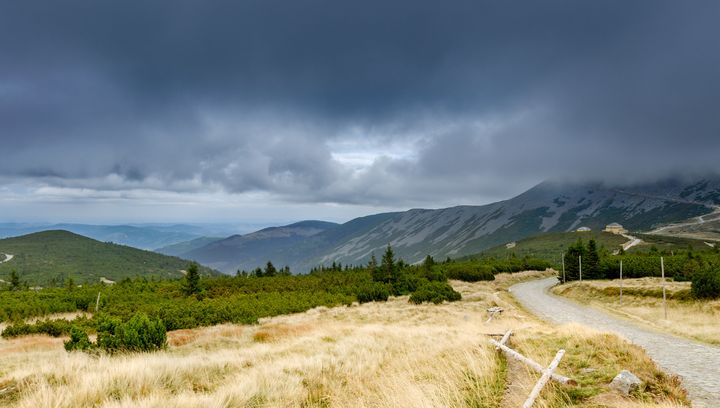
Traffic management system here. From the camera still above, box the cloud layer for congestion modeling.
[1,1,719,221]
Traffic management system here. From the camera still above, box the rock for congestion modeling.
[486,306,504,314]
[610,370,642,395]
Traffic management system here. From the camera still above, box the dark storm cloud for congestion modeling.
[1,0,719,209]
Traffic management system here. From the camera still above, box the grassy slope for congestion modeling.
[553,279,720,346]
[632,233,713,252]
[0,273,688,407]
[461,230,712,265]
[0,230,217,286]
[463,231,627,263]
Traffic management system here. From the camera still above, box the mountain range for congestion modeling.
[180,177,720,274]
[0,223,256,250]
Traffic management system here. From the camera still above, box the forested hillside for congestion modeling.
[0,230,217,286]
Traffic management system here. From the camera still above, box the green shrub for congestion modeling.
[1,318,75,339]
[1,322,33,338]
[442,263,495,282]
[96,313,167,353]
[355,282,390,303]
[409,281,462,304]
[691,269,720,299]
[64,326,92,351]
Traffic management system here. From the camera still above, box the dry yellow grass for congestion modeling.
[0,272,689,407]
[553,278,720,345]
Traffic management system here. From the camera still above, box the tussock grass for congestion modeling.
[554,279,720,345]
[0,271,689,407]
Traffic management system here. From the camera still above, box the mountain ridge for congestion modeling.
[180,177,720,273]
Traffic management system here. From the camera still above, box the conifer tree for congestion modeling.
[264,261,277,277]
[183,263,201,296]
[9,269,20,291]
[585,239,601,279]
[563,240,585,281]
[374,244,395,283]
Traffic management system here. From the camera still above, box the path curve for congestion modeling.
[0,254,13,264]
[648,206,720,235]
[510,277,720,407]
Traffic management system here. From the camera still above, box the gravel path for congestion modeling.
[510,277,720,407]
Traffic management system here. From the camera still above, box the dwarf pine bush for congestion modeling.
[64,313,167,353]
[409,281,462,304]
[691,269,720,299]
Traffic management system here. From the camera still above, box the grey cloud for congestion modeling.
[1,1,720,214]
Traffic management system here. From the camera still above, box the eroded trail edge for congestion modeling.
[510,277,720,407]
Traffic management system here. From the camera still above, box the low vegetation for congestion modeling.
[3,246,505,342]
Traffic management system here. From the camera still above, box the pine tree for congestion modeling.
[264,261,277,277]
[9,269,20,291]
[183,263,200,296]
[375,244,395,283]
[368,254,377,269]
[585,239,601,279]
[563,240,585,281]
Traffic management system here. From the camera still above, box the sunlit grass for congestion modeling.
[0,272,689,407]
[553,278,720,345]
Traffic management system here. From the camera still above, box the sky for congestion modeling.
[1,1,719,224]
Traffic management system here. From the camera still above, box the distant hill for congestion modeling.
[155,237,223,256]
[184,177,720,274]
[184,221,339,272]
[0,230,217,286]
[0,223,247,250]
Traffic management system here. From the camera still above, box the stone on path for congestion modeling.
[609,370,642,395]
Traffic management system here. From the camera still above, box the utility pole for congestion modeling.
[661,257,667,319]
[561,253,566,283]
[95,292,101,312]
[579,255,582,282]
[619,260,623,304]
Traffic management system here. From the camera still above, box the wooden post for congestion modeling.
[489,339,576,385]
[661,257,667,319]
[619,260,623,305]
[95,292,101,312]
[523,349,566,408]
[498,330,512,348]
[561,253,565,284]
[579,255,582,282]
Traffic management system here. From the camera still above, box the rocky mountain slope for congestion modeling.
[183,177,720,273]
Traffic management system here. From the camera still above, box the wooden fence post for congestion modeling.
[489,339,576,385]
[523,349,566,408]
[579,255,582,282]
[619,260,623,304]
[661,256,667,319]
